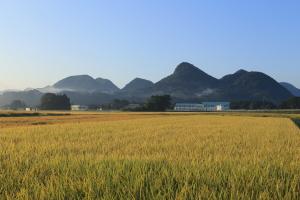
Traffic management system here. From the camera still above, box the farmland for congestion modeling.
[0,112,300,199]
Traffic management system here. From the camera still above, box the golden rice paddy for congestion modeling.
[0,112,299,199]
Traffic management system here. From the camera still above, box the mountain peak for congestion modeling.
[53,74,119,93]
[221,69,249,81]
[53,75,95,89]
[133,77,148,81]
[235,69,248,74]
[174,62,201,75]
[154,62,219,96]
[171,62,217,83]
[67,75,94,79]
[122,78,154,92]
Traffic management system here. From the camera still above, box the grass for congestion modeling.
[0,113,299,199]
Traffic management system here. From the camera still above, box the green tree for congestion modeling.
[111,99,130,110]
[101,99,130,110]
[230,100,277,110]
[280,97,300,109]
[145,95,171,111]
[40,93,71,110]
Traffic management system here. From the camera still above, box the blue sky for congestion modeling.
[0,0,299,90]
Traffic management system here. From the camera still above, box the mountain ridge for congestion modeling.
[0,62,294,106]
[53,75,119,94]
[152,62,219,98]
[121,78,154,92]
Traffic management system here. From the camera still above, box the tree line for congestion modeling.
[101,95,172,111]
[40,93,71,110]
[6,93,300,111]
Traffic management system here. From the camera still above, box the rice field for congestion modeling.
[0,112,299,199]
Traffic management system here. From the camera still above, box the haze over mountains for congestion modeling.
[0,62,298,107]
[53,75,119,94]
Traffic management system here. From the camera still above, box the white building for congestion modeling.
[174,102,230,112]
[202,102,230,111]
[71,105,89,111]
[25,107,38,112]
[174,103,204,112]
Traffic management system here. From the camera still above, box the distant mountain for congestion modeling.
[219,70,293,102]
[0,62,294,107]
[95,78,120,93]
[53,75,119,94]
[122,78,154,92]
[63,91,116,105]
[152,62,219,99]
[0,89,116,107]
[146,63,292,102]
[280,82,300,96]
[53,75,98,92]
[0,75,121,107]
[0,90,42,107]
